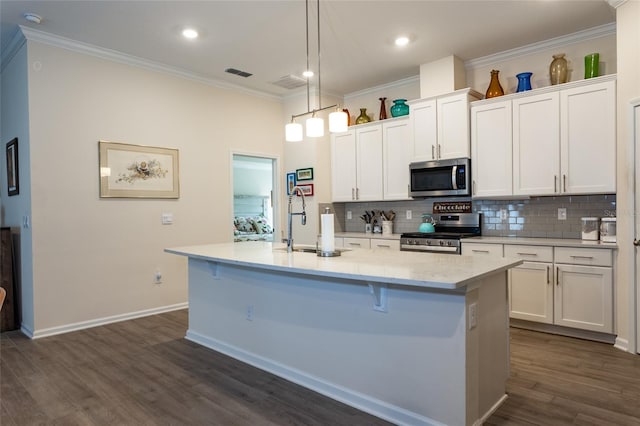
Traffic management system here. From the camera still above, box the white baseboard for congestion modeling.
[614,336,630,352]
[25,303,188,339]
[186,329,447,426]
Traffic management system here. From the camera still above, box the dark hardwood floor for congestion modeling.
[1,310,639,425]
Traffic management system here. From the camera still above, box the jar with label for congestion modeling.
[581,217,599,240]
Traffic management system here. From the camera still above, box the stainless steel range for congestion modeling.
[400,213,481,254]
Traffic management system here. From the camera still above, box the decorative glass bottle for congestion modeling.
[485,70,504,98]
[378,97,387,120]
[549,53,568,85]
[390,99,409,117]
[342,108,351,126]
[516,72,533,92]
[355,108,371,124]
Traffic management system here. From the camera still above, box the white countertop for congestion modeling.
[165,241,521,291]
[465,236,618,249]
[335,232,401,240]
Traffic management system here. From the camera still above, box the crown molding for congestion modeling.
[0,27,27,72]
[344,75,420,101]
[465,22,616,70]
[607,0,627,9]
[18,26,281,101]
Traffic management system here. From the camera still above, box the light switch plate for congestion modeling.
[162,213,174,225]
[558,208,567,220]
[347,211,352,220]
[406,210,412,220]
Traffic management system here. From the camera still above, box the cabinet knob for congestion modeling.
[634,239,640,247]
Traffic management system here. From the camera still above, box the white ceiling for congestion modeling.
[0,1,616,98]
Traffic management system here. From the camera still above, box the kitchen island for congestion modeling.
[166,242,521,426]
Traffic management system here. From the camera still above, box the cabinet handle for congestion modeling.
[377,244,391,248]
[554,175,558,193]
[516,252,538,257]
[356,188,359,200]
[472,249,490,253]
[349,243,361,247]
[570,255,594,260]
[431,145,435,159]
[473,180,476,195]
[351,188,355,200]
[563,174,567,192]
[546,265,550,284]
[437,144,442,159]
[556,266,560,285]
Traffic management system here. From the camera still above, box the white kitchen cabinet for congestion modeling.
[560,79,616,194]
[334,237,344,248]
[470,100,513,197]
[382,119,411,200]
[471,75,616,198]
[331,118,409,202]
[504,245,554,324]
[371,239,400,250]
[512,92,560,195]
[355,125,384,201]
[554,246,613,333]
[410,89,481,162]
[343,237,371,249]
[461,242,503,257]
[331,130,357,202]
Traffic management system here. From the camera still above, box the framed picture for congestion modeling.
[6,138,19,196]
[296,167,313,181]
[296,183,314,196]
[99,141,180,198]
[286,172,296,195]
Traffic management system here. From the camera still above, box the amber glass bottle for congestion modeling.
[485,70,505,98]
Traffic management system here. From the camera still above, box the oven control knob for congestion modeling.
[447,241,453,246]
[439,240,444,246]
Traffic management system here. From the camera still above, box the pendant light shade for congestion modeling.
[306,116,324,137]
[329,110,348,133]
[285,122,303,142]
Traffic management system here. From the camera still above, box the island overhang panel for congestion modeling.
[166,242,521,426]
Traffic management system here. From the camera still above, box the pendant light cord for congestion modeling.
[305,0,310,113]
[317,0,321,111]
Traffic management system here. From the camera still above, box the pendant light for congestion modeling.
[284,0,347,141]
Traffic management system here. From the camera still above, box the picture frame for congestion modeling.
[286,172,296,195]
[296,183,314,196]
[296,167,313,181]
[99,141,180,198]
[6,138,19,196]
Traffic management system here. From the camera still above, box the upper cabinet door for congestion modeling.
[331,131,357,202]
[356,125,384,201]
[437,92,472,160]
[513,92,560,196]
[409,98,437,161]
[382,118,411,200]
[471,100,513,197]
[560,80,616,194]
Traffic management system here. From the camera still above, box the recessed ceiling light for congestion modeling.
[23,13,43,24]
[182,28,198,39]
[395,36,410,47]
[302,70,314,78]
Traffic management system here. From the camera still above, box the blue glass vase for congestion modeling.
[516,72,533,92]
[390,99,409,117]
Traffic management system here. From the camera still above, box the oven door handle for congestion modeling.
[451,165,458,190]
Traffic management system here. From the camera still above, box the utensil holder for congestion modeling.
[382,221,393,236]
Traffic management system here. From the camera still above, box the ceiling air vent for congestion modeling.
[225,68,253,78]
[271,74,307,90]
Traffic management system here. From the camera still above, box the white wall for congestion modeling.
[613,1,640,352]
[10,37,284,335]
[0,43,34,331]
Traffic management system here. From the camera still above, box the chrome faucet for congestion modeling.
[285,186,307,252]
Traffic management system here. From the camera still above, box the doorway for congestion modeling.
[231,154,278,243]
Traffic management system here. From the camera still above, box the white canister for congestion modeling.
[382,220,393,236]
[600,217,617,243]
[581,217,599,240]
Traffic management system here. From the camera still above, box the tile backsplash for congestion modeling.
[331,194,616,239]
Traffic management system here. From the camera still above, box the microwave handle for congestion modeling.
[451,165,458,190]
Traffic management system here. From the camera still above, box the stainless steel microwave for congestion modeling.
[409,158,471,198]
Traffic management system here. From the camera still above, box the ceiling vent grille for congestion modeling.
[270,74,307,90]
[225,68,253,78]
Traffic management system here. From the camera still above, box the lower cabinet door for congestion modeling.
[554,264,613,333]
[509,262,553,324]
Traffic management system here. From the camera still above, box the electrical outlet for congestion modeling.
[347,211,352,220]
[154,270,162,284]
[558,208,567,220]
[246,305,254,321]
[468,303,478,330]
[406,210,412,220]
[500,209,508,220]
